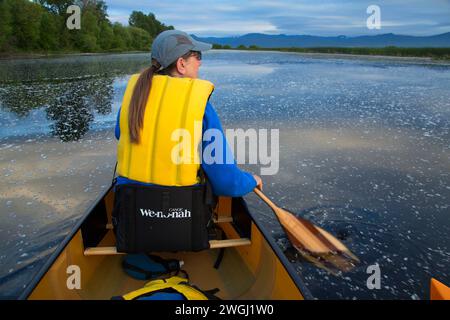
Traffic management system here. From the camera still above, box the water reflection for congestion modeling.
[241,123,450,299]
[0,76,114,141]
[0,53,150,141]
[0,130,117,299]
[203,63,276,76]
[47,78,113,141]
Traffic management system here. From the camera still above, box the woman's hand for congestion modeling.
[253,174,263,191]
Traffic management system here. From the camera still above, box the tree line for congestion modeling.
[0,0,174,54]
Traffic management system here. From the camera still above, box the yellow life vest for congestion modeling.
[121,276,209,300]
[117,74,214,186]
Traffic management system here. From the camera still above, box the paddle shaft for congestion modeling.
[253,188,279,212]
[254,187,347,250]
[254,188,333,249]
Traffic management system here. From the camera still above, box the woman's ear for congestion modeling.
[175,57,186,75]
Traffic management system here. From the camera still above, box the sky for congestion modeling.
[105,0,450,37]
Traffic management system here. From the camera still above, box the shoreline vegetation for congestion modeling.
[0,1,449,61]
[2,46,450,62]
[212,44,450,61]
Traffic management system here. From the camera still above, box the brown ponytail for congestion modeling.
[128,60,160,143]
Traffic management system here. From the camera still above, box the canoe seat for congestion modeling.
[84,238,251,256]
[104,215,232,231]
[89,198,249,257]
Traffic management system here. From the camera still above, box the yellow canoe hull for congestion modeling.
[430,278,450,300]
[21,187,310,300]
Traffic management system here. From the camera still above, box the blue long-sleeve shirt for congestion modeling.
[115,101,257,197]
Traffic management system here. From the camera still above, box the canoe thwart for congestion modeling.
[84,239,251,256]
[84,246,124,256]
[208,238,251,249]
[105,216,233,230]
[213,216,233,223]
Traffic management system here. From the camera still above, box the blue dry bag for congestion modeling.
[122,253,182,280]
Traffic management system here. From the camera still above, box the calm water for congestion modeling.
[0,51,449,299]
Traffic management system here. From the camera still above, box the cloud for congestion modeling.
[108,9,129,25]
[104,0,450,36]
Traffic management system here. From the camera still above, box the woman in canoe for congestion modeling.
[113,30,262,253]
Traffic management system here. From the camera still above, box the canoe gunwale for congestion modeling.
[234,197,313,300]
[19,187,313,300]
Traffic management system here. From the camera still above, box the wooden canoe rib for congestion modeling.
[19,187,312,300]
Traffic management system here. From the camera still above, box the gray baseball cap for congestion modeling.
[151,30,212,69]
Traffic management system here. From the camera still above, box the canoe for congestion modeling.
[19,186,312,300]
[430,278,450,300]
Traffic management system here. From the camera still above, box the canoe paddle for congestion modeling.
[254,188,359,275]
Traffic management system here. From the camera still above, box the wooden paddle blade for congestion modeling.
[286,232,358,275]
[252,188,359,274]
[275,207,359,274]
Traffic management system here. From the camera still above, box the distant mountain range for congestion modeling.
[193,32,450,48]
